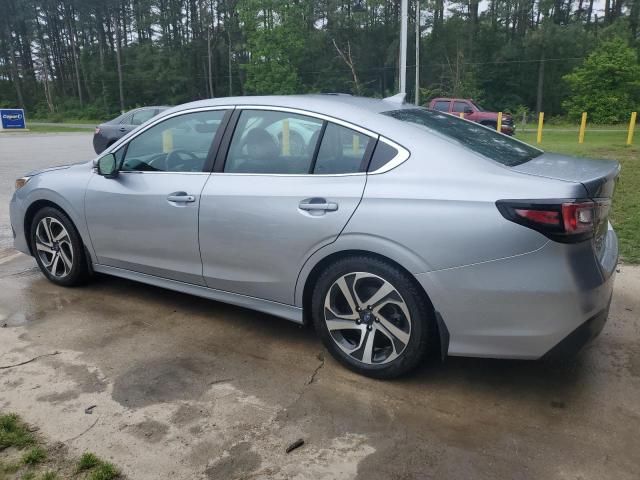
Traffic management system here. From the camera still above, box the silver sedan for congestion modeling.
[9,95,619,378]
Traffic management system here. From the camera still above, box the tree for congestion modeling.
[563,37,640,123]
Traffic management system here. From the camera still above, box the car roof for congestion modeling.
[159,94,425,137]
[170,94,412,115]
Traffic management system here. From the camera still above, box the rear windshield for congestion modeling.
[382,108,542,167]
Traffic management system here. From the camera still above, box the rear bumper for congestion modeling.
[416,230,617,359]
[542,298,611,360]
[501,124,515,135]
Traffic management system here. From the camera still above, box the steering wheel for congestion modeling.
[165,149,199,171]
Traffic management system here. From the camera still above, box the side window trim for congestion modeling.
[213,109,241,173]
[215,105,378,176]
[361,137,379,172]
[203,109,234,172]
[307,121,328,174]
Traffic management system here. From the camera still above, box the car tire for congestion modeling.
[311,256,432,379]
[30,207,90,287]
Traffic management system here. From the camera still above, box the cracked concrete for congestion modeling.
[1,133,639,479]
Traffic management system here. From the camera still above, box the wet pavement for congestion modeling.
[1,133,639,479]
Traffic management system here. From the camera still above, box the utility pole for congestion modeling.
[415,1,420,105]
[399,0,408,94]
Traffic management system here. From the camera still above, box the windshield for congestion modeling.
[470,101,485,112]
[382,108,541,167]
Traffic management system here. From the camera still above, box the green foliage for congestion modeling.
[563,38,640,124]
[0,414,35,450]
[2,0,640,119]
[77,453,101,471]
[40,472,57,480]
[22,447,46,466]
[77,452,119,480]
[87,462,119,480]
[239,0,304,94]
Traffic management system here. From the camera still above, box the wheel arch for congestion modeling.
[299,249,447,358]
[23,199,91,268]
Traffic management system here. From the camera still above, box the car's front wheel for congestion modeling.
[312,256,432,378]
[30,207,89,286]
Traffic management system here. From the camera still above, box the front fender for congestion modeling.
[19,165,95,261]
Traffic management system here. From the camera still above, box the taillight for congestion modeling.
[497,200,610,243]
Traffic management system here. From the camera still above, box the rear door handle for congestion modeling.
[167,192,195,203]
[298,198,338,212]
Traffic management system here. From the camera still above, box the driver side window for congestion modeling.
[121,110,226,173]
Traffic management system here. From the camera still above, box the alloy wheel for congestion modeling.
[35,217,74,278]
[323,272,412,365]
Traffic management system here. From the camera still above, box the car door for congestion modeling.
[85,108,230,285]
[199,107,374,304]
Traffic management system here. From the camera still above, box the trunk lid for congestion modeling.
[513,152,620,261]
[512,152,620,198]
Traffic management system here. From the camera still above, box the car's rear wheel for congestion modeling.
[311,256,432,378]
[30,207,89,286]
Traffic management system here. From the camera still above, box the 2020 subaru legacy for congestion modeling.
[10,95,619,378]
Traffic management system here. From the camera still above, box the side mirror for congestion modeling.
[464,108,474,114]
[97,153,118,178]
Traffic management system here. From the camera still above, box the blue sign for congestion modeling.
[1,109,26,129]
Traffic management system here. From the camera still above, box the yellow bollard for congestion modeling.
[162,129,173,153]
[578,112,587,144]
[537,112,544,144]
[497,112,503,133]
[282,119,290,155]
[627,112,637,146]
[459,112,464,119]
[352,134,359,154]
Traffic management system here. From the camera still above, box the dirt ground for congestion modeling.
[1,133,639,479]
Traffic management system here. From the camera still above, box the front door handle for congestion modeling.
[167,192,195,203]
[298,198,339,212]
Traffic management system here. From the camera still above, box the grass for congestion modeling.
[1,414,121,480]
[515,129,639,263]
[76,453,100,472]
[0,125,91,133]
[29,118,105,125]
[77,454,119,480]
[21,448,46,466]
[0,415,35,451]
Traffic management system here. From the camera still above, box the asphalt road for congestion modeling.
[0,133,639,480]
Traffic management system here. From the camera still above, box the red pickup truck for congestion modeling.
[428,98,515,135]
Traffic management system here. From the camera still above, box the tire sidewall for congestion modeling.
[311,256,430,379]
[30,207,87,287]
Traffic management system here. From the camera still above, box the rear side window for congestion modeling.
[314,123,372,174]
[433,101,450,112]
[225,110,324,174]
[383,108,541,167]
[452,101,469,113]
[131,109,157,126]
[368,141,399,172]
